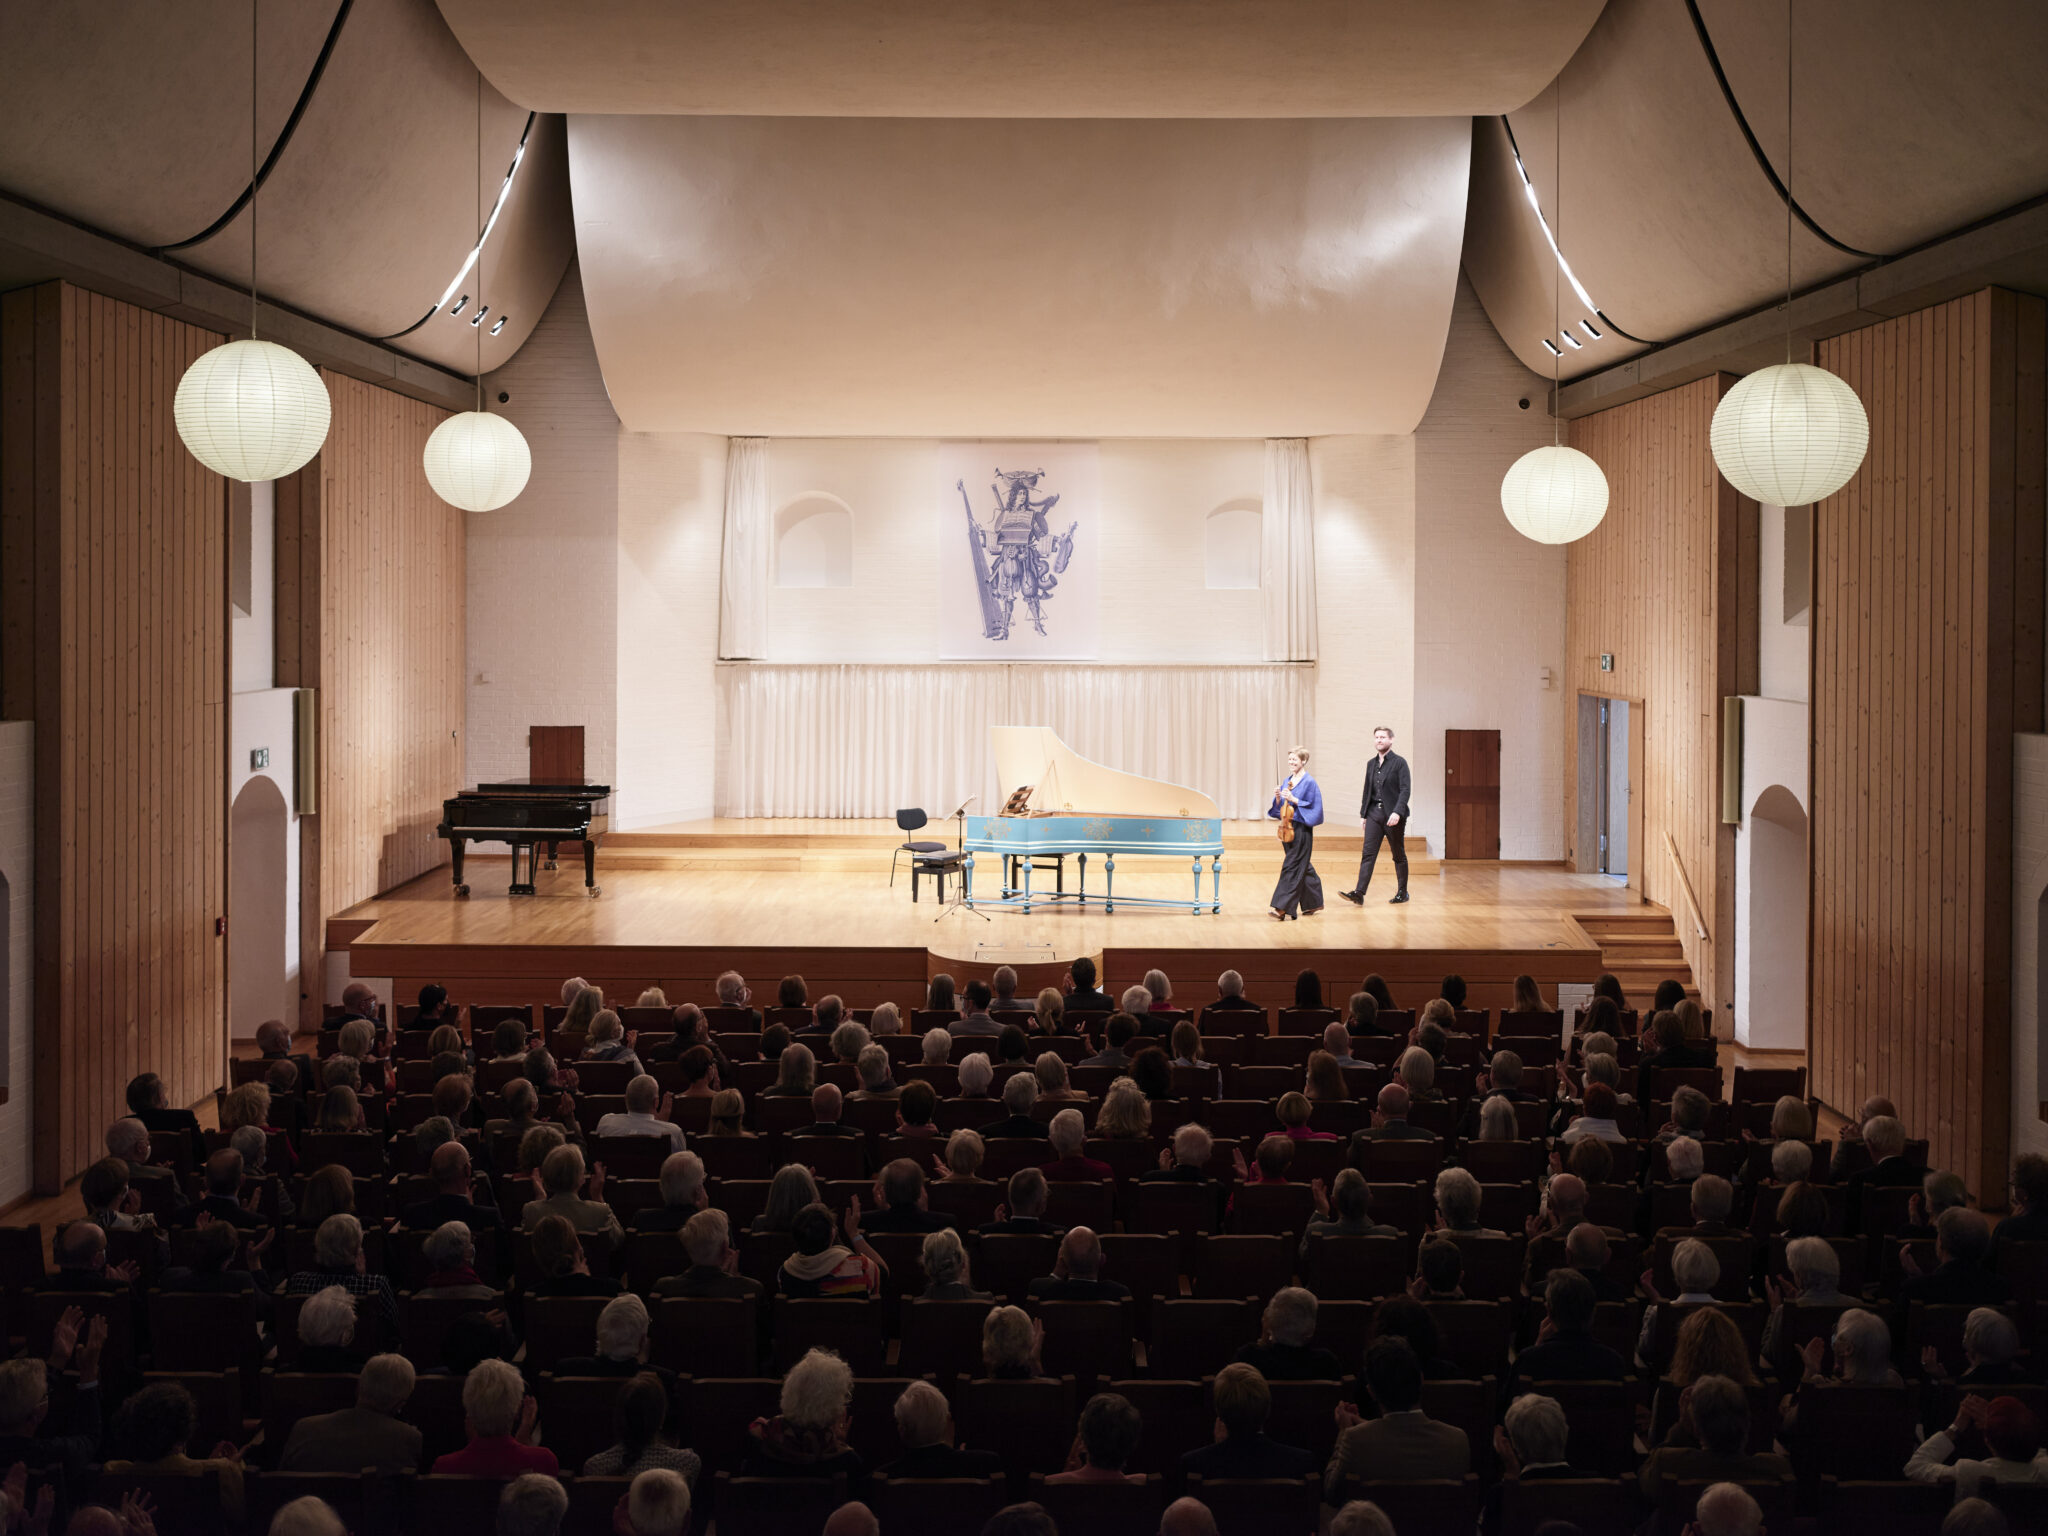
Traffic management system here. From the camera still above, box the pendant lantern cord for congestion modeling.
[1552,74,1561,445]
[475,68,483,411]
[250,0,259,342]
[1785,0,1795,364]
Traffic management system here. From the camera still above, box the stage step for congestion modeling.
[1574,907,1697,1001]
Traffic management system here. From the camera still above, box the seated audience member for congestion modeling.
[1276,1091,1339,1143]
[415,1222,496,1300]
[621,1468,693,1536]
[179,1148,266,1231]
[1899,1170,1970,1241]
[1908,1393,2048,1499]
[1506,1269,1629,1402]
[581,1009,642,1071]
[295,1164,359,1231]
[1351,1083,1434,1152]
[1050,1392,1146,1485]
[1637,1238,1722,1363]
[935,1128,988,1184]
[1327,1338,1470,1497]
[1471,1095,1519,1144]
[778,1202,884,1299]
[528,1213,623,1299]
[707,1087,749,1136]
[996,1025,1032,1067]
[1235,1287,1343,1380]
[764,1044,818,1098]
[1922,1307,2031,1389]
[1027,1227,1130,1301]
[0,1313,108,1490]
[741,1347,865,1480]
[1900,1209,2011,1308]
[595,1075,685,1154]
[1494,1391,1577,1481]
[1760,1236,1852,1362]
[794,1084,865,1148]
[45,1221,138,1292]
[955,1053,996,1100]
[123,1072,204,1161]
[1169,1021,1217,1076]
[557,1294,668,1381]
[1433,1166,1503,1238]
[279,1352,423,1472]
[402,1142,504,1233]
[1144,1122,1214,1183]
[1345,991,1389,1040]
[313,1081,365,1133]
[285,1216,400,1334]
[1774,1180,1831,1240]
[515,1126,569,1183]
[1521,1173,1589,1282]
[1658,1087,1713,1151]
[521,1145,626,1251]
[1396,1046,1441,1103]
[1561,1083,1629,1146]
[758,1024,793,1060]
[893,1079,940,1139]
[982,1168,1063,1236]
[161,1216,268,1308]
[917,1030,954,1072]
[1562,1222,1627,1303]
[653,1209,761,1300]
[881,1378,1002,1479]
[1637,1374,1791,1501]
[1781,1308,1903,1441]
[1062,957,1115,1014]
[633,1151,708,1233]
[1320,1022,1362,1068]
[1689,1481,1764,1536]
[578,1370,702,1478]
[105,1380,245,1523]
[712,970,760,1023]
[105,1117,185,1212]
[919,1227,991,1300]
[1294,970,1326,1013]
[981,1072,1050,1140]
[953,980,1001,1038]
[1182,1362,1317,1481]
[80,1157,158,1238]
[292,1284,370,1374]
[255,1017,315,1088]
[850,1044,899,1101]
[1995,1153,2048,1247]
[1657,1309,1761,1442]
[433,1357,559,1476]
[863,1159,951,1234]
[1130,1046,1174,1101]
[1412,1237,1464,1299]
[1040,1109,1110,1181]
[1939,1498,2012,1536]
[1027,989,1064,1038]
[1247,1134,1297,1187]
[1843,1111,1920,1206]
[1370,1295,1464,1379]
[1640,1009,1715,1073]
[982,1304,1048,1380]
[1675,1172,1737,1236]
[826,1015,867,1064]
[1080,1013,1139,1069]
[1141,968,1176,1014]
[1303,1168,1400,1255]
[1119,985,1155,1023]
[1094,1076,1152,1139]
[989,967,1021,1010]
[1304,1051,1348,1103]
[1033,1051,1082,1104]
[1661,1135,1707,1193]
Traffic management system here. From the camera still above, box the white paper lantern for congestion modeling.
[1500,443,1610,545]
[173,338,331,481]
[1710,361,1868,507]
[423,410,532,512]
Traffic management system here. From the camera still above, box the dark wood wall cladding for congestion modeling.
[1,282,227,1192]
[277,371,460,1026]
[1565,375,1753,1022]
[1810,288,2046,1194]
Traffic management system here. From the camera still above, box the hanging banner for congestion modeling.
[938,442,1099,659]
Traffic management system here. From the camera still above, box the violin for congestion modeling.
[1276,771,1296,845]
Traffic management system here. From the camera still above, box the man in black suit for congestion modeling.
[176,1149,269,1232]
[1897,1208,2011,1311]
[1842,1114,1924,1231]
[1341,725,1412,905]
[1206,970,1261,1013]
[1026,1227,1131,1301]
[979,1169,1065,1236]
[977,1074,1051,1141]
[399,1142,505,1234]
[860,1160,955,1234]
[278,1352,424,1473]
[1182,1362,1318,1482]
[879,1380,1004,1481]
[1062,957,1116,1015]
[1080,1014,1139,1070]
[124,1072,205,1166]
[253,1020,316,1095]
[1347,1084,1438,1171]
[632,1151,709,1234]
[652,1210,763,1300]
[1500,1269,1629,1406]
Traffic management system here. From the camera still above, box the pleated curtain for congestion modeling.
[717,436,770,659]
[1261,437,1318,661]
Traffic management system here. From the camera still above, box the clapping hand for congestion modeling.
[1798,1336,1828,1379]
[1639,1270,1666,1305]
[105,1260,140,1284]
[1157,1149,1173,1171]
[1231,1149,1250,1181]
[1921,1344,1953,1382]
[1333,1399,1362,1431]
[843,1196,864,1245]
[517,1395,540,1443]
[1311,1178,1330,1219]
[1900,1246,1926,1277]
[47,1306,83,1370]
[587,1161,607,1200]
[658,1092,675,1121]
[76,1315,108,1385]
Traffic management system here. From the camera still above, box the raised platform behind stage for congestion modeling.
[336,818,1669,1021]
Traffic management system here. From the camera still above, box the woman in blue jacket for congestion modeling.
[1268,746,1325,920]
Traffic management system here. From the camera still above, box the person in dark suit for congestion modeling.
[1341,725,1412,905]
[253,1020,316,1095]
[1080,1014,1139,1070]
[1234,1289,1345,1381]
[1501,1269,1630,1406]
[1326,1338,1469,1498]
[160,1215,274,1319]
[1205,970,1262,1014]
[1182,1363,1318,1482]
[1345,1084,1437,1177]
[631,1151,709,1235]
[400,1142,506,1234]
[1026,1227,1130,1301]
[278,1352,424,1472]
[176,1149,269,1232]
[125,1072,206,1166]
[651,1209,763,1300]
[860,1160,955,1235]
[1843,1115,1925,1231]
[980,1169,1066,1236]
[879,1380,1004,1480]
[1637,1373,1791,1503]
[977,1074,1051,1141]
[1898,1208,2011,1309]
[1062,957,1116,1016]
[952,980,1003,1038]
[1267,747,1325,921]
[791,1084,864,1139]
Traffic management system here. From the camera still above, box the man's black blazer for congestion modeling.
[1360,752,1412,822]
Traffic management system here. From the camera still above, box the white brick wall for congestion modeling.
[0,722,33,1206]
[469,260,622,788]
[2014,733,2048,1161]
[1410,277,1566,860]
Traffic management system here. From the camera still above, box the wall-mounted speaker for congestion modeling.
[1721,696,1743,825]
[293,688,318,816]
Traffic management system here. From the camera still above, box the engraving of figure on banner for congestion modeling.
[958,468,1077,641]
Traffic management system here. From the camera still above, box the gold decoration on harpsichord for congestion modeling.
[1082,818,1115,840]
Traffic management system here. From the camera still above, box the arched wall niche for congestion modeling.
[775,493,854,589]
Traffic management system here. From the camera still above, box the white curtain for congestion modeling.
[717,437,770,659]
[718,663,1314,820]
[1262,437,1318,661]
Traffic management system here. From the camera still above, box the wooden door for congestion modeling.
[1444,729,1501,860]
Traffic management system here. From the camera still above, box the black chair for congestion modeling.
[892,808,949,886]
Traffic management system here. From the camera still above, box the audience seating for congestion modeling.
[1184,1475,1321,1536]
[870,1474,1005,1536]
[1331,1476,1482,1536]
[1028,1471,1166,1536]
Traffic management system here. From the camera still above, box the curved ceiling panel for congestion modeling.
[569,115,1471,438]
[0,0,335,248]
[439,0,1605,118]
[1695,0,2048,256]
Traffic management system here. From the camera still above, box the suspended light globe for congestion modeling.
[1500,443,1610,545]
[423,410,532,512]
[173,338,331,481]
[1710,361,1868,506]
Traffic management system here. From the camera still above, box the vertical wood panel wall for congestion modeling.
[1811,288,2046,1192]
[277,372,460,1024]
[1565,375,1751,1018]
[1,282,226,1191]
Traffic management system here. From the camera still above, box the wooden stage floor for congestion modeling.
[337,820,1668,1011]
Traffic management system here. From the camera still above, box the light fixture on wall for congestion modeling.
[173,0,331,482]
[1500,75,1609,546]
[422,70,532,513]
[1709,0,1868,508]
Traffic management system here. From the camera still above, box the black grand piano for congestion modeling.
[438,777,610,897]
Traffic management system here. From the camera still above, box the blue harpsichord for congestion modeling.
[963,726,1224,913]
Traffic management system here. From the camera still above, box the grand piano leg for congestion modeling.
[583,838,600,897]
[1191,855,1202,914]
[1210,855,1223,913]
[1021,852,1033,915]
[510,840,538,897]
[1077,853,1088,906]
[450,837,469,897]
[1104,855,1115,914]
[544,840,560,871]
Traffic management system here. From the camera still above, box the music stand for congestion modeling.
[934,795,988,922]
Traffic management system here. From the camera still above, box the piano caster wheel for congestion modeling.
[588,886,601,899]
[544,860,559,871]
[455,884,470,899]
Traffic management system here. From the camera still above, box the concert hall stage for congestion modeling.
[333,819,1679,1015]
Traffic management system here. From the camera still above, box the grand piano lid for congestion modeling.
[469,777,612,798]
[990,725,1219,820]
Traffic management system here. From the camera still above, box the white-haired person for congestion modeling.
[1143,1123,1214,1184]
[1033,1051,1084,1103]
[918,1228,991,1301]
[433,1357,557,1476]
[981,1304,1050,1380]
[633,1151,708,1234]
[1920,1307,2030,1390]
[520,1144,625,1252]
[739,1347,865,1480]
[849,1044,899,1102]
[653,1209,761,1301]
[1760,1235,1853,1368]
[1778,1308,1904,1444]
[955,1052,995,1100]
[267,1497,348,1536]
[497,1473,569,1536]
[920,1028,953,1067]
[1493,1391,1578,1479]
[1690,1482,1764,1536]
[1397,1045,1442,1103]
[1027,1227,1130,1302]
[556,1294,669,1383]
[284,1215,400,1337]
[867,1002,902,1038]
[1041,1109,1112,1182]
[414,1221,496,1301]
[1328,1503,1396,1536]
[620,1469,693,1536]
[1636,1237,1722,1367]
[1432,1167,1504,1238]
[981,1168,1059,1236]
[1235,1287,1343,1380]
[580,1009,640,1073]
[981,1071,1049,1140]
[594,1074,683,1154]
[581,1372,700,1481]
[278,1353,422,1472]
[879,1379,1004,1480]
